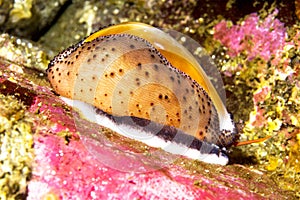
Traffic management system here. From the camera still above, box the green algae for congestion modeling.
[0,94,34,199]
[9,0,33,23]
[0,33,49,72]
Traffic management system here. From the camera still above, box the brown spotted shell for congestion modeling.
[47,23,238,147]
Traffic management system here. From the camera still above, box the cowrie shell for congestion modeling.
[47,22,238,165]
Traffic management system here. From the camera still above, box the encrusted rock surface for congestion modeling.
[0,0,299,199]
[0,61,295,199]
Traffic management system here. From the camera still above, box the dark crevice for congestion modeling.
[34,0,72,41]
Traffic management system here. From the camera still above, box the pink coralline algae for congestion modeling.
[214,9,287,63]
[27,93,272,200]
[248,86,271,128]
[0,43,295,199]
[252,86,271,105]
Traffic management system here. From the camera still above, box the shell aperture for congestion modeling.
[47,23,238,153]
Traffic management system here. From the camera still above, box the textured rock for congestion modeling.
[0,59,295,199]
[0,0,299,199]
[0,0,70,41]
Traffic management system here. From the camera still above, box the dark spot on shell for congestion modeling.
[87,58,91,62]
[130,44,135,49]
[101,58,105,62]
[153,64,159,70]
[170,76,174,82]
[164,95,168,100]
[93,54,97,59]
[158,94,163,99]
[110,72,114,77]
[87,46,91,50]
[137,63,142,69]
[119,69,123,73]
[58,73,61,76]
[145,71,149,77]
[135,78,140,86]
[150,102,154,106]
[199,131,203,136]
[111,47,115,51]
[56,68,59,71]
[104,93,107,96]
